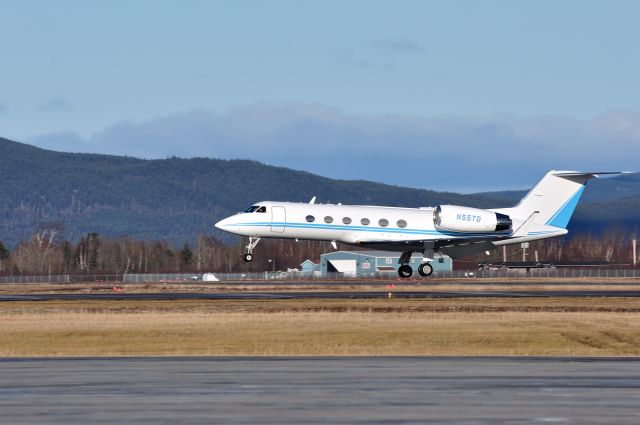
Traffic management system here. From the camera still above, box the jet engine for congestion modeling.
[433,205,512,233]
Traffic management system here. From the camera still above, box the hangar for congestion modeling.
[301,251,452,276]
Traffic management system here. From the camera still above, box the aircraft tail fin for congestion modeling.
[503,171,627,229]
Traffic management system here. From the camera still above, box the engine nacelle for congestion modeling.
[433,205,512,233]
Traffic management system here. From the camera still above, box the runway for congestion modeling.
[3,289,640,301]
[1,357,639,424]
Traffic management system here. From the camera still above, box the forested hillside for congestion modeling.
[0,137,637,248]
[0,137,505,247]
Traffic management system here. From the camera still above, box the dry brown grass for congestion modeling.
[1,298,640,357]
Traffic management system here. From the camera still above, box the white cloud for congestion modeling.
[27,104,640,191]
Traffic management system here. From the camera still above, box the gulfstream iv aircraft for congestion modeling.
[215,171,623,278]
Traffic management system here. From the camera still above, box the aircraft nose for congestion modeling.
[214,217,232,230]
[215,214,251,236]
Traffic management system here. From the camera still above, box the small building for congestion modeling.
[300,259,321,273]
[315,250,452,276]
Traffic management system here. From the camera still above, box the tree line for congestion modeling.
[0,230,335,275]
[459,230,639,268]
[0,229,638,276]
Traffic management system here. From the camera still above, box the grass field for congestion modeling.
[1,298,640,357]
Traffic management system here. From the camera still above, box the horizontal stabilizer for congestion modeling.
[553,171,632,178]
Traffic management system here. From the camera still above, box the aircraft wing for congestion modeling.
[354,235,509,259]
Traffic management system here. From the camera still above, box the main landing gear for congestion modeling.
[418,262,433,277]
[243,237,260,262]
[398,251,414,278]
[398,265,413,278]
[397,250,434,279]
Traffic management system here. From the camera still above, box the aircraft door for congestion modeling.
[270,206,286,233]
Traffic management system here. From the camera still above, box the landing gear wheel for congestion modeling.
[398,265,413,278]
[418,262,433,277]
[242,237,260,263]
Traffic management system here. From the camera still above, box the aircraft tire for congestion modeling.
[418,262,433,277]
[243,253,253,262]
[398,265,413,278]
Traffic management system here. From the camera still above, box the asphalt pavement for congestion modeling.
[2,289,640,301]
[1,357,639,424]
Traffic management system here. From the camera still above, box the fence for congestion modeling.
[0,268,639,284]
[0,275,123,284]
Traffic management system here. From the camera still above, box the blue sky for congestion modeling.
[1,0,639,191]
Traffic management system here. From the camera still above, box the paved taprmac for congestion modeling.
[1,357,639,424]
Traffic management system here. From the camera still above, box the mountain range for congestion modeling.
[0,137,637,248]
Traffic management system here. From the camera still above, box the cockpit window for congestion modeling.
[243,205,266,213]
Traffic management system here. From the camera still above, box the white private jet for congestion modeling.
[215,171,624,278]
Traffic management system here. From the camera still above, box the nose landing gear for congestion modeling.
[243,237,261,262]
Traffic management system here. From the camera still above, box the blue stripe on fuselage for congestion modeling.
[228,221,533,238]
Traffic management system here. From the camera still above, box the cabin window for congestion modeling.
[379,218,389,227]
[306,215,315,222]
[397,219,407,228]
[342,217,352,225]
[257,206,266,213]
[324,216,333,223]
[361,218,370,225]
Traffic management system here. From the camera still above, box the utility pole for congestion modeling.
[633,239,637,267]
[521,242,529,262]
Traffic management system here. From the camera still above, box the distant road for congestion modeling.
[3,289,640,301]
[1,357,640,424]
